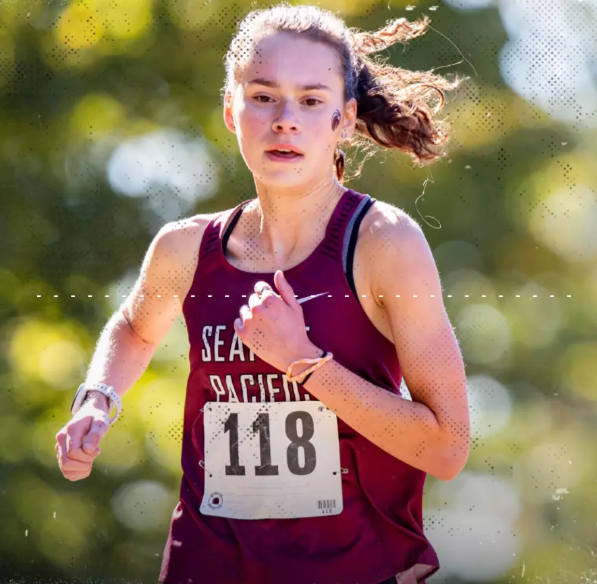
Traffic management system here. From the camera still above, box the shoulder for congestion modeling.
[142,210,226,297]
[153,210,223,255]
[359,199,435,298]
[360,198,426,251]
[160,211,221,238]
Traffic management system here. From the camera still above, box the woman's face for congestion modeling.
[224,32,356,189]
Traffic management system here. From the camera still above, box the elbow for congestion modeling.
[435,462,466,482]
[433,441,470,482]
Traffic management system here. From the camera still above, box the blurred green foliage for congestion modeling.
[1,0,597,582]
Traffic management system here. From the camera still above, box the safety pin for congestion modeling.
[198,460,213,477]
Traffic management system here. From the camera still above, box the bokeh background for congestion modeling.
[1,0,597,582]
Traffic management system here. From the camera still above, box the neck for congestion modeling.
[248,176,348,262]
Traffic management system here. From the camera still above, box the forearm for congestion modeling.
[81,311,157,413]
[298,343,459,480]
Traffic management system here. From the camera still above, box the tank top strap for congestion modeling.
[320,189,375,268]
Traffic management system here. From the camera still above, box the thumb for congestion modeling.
[82,414,109,453]
[82,440,97,454]
[274,270,297,308]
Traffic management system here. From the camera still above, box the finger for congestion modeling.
[80,416,109,456]
[274,270,297,307]
[248,293,261,310]
[256,280,281,305]
[65,417,92,460]
[240,305,251,321]
[66,419,104,463]
[65,470,91,482]
[57,434,94,472]
[234,317,243,333]
[59,456,94,476]
[260,290,279,307]
[57,447,99,472]
[254,281,273,296]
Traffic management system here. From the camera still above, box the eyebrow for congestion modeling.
[246,78,332,92]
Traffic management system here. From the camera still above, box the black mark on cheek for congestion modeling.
[331,110,341,131]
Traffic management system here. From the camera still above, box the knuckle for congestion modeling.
[70,471,89,481]
[92,422,107,433]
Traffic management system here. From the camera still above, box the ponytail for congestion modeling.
[336,16,468,181]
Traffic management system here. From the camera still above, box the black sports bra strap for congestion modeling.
[344,196,376,302]
[222,201,251,253]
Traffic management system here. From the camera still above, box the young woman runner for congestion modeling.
[55,4,470,584]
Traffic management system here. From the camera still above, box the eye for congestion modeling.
[252,95,323,106]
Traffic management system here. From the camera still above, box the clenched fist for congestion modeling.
[55,394,110,481]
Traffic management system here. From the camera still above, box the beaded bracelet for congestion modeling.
[286,350,333,384]
[301,352,329,384]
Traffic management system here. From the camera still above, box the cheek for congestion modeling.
[242,106,270,131]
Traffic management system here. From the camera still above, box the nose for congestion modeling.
[272,102,300,133]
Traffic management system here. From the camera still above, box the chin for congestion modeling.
[253,167,312,187]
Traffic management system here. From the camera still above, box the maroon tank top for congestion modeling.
[159,188,439,584]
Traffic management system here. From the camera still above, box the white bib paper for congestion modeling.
[199,401,343,520]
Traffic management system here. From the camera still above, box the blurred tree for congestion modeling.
[1,0,597,582]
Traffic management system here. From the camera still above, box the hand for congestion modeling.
[55,402,109,481]
[233,270,315,373]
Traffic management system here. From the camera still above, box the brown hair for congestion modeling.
[223,2,467,182]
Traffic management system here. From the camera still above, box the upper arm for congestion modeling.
[368,204,470,470]
[118,218,205,347]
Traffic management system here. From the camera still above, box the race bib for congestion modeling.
[199,401,343,520]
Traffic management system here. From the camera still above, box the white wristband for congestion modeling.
[71,382,122,426]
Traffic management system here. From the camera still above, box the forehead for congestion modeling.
[240,33,343,88]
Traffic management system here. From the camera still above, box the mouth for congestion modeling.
[265,149,304,161]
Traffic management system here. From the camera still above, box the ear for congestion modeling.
[223,91,236,133]
[343,97,358,134]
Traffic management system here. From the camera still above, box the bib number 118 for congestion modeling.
[224,411,316,477]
